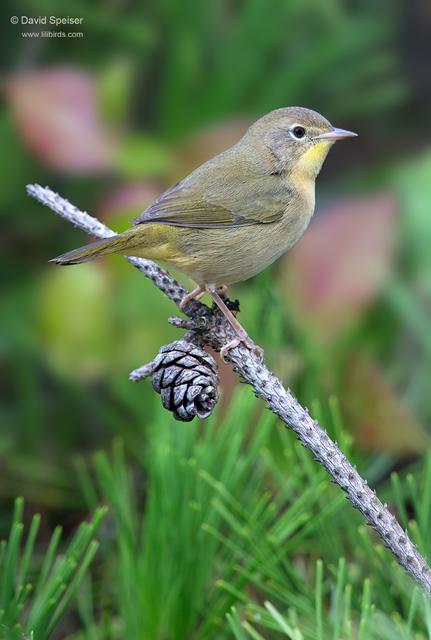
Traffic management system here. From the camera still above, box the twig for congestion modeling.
[27,183,431,595]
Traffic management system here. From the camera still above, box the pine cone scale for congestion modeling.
[173,383,188,406]
[160,387,173,410]
[175,369,200,385]
[161,365,182,387]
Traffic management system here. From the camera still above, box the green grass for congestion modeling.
[0,499,106,639]
[17,389,424,640]
[2,330,431,639]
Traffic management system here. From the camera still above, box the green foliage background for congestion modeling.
[1,0,431,637]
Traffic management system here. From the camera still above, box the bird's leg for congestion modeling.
[179,284,206,309]
[206,286,263,361]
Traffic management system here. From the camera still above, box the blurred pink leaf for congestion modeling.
[96,182,162,223]
[342,355,429,456]
[281,192,397,340]
[6,68,117,172]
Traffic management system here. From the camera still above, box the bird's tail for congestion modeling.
[51,224,173,265]
[51,235,126,265]
[50,220,157,265]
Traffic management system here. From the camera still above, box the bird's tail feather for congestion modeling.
[51,224,172,265]
[51,234,125,265]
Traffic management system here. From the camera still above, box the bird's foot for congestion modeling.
[220,330,264,362]
[179,284,206,309]
[205,285,261,361]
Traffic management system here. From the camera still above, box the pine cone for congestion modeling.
[150,340,219,422]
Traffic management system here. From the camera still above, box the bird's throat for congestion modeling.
[294,141,332,181]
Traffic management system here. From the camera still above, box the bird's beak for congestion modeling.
[314,127,358,141]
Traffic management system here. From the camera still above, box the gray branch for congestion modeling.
[27,183,431,595]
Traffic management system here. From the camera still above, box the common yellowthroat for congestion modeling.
[52,107,357,357]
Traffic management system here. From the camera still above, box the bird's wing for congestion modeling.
[133,178,286,229]
[133,144,291,228]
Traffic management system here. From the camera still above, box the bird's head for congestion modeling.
[247,106,357,180]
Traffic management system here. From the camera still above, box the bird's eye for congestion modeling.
[290,125,306,140]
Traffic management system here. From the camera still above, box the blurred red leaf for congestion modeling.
[281,192,397,340]
[6,68,117,172]
[342,355,429,456]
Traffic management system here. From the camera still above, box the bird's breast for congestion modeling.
[172,184,315,286]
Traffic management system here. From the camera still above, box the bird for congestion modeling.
[52,106,357,359]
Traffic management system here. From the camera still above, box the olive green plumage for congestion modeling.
[53,106,356,288]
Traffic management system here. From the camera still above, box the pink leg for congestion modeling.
[207,286,263,361]
[180,284,206,309]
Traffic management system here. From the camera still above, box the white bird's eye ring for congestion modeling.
[290,125,306,140]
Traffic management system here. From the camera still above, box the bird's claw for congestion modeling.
[179,286,206,309]
[220,334,264,362]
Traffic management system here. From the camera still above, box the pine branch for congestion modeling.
[27,183,431,595]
